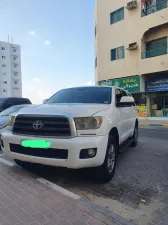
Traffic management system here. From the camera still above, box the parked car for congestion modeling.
[0,97,31,113]
[1,86,138,182]
[0,104,34,149]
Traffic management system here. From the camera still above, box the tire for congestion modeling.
[95,135,117,183]
[130,124,138,147]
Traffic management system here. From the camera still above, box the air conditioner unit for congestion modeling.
[126,42,138,50]
[126,0,137,10]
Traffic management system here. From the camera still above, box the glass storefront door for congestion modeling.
[150,92,168,117]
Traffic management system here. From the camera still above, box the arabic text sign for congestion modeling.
[112,76,140,93]
[97,76,140,93]
[146,78,168,92]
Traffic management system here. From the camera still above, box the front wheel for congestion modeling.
[130,124,138,147]
[95,136,117,183]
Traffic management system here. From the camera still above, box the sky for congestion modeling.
[0,0,95,104]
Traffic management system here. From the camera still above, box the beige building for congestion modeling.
[95,0,168,117]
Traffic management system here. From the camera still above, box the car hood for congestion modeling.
[0,116,8,126]
[16,104,109,117]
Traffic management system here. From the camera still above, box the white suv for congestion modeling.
[1,86,138,182]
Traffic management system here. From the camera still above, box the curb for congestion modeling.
[139,123,168,128]
[80,199,137,225]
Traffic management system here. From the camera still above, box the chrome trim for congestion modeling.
[12,113,77,139]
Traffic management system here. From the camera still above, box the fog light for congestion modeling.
[80,148,97,159]
[88,149,96,157]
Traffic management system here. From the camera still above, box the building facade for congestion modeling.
[95,0,168,117]
[0,41,22,98]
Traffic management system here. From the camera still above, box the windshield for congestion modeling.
[0,105,26,116]
[46,87,112,104]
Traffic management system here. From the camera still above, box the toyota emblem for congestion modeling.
[32,120,43,130]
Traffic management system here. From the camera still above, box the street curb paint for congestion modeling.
[36,178,80,200]
[139,123,148,126]
[0,158,15,166]
[139,123,168,127]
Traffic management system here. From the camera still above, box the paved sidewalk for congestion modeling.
[0,162,125,225]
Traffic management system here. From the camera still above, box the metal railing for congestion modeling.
[141,47,168,59]
[142,0,168,16]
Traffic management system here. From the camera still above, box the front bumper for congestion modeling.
[1,131,108,169]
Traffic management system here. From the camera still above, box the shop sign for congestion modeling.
[146,78,168,92]
[137,105,147,117]
[97,76,140,93]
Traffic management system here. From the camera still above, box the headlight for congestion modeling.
[74,117,102,130]
[8,115,15,127]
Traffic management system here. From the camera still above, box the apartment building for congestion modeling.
[0,41,22,98]
[95,0,168,117]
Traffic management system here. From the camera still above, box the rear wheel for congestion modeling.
[95,136,117,183]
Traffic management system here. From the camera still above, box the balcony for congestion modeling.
[141,47,168,59]
[142,0,168,16]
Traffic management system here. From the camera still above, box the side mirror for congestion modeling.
[42,99,48,104]
[116,96,135,107]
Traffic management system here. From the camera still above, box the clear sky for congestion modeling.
[0,0,95,103]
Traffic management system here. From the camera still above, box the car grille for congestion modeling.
[13,115,71,137]
[10,144,68,159]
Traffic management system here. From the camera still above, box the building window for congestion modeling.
[111,46,125,61]
[3,89,7,92]
[2,64,6,67]
[95,26,97,37]
[95,57,97,68]
[142,37,167,59]
[2,56,6,59]
[1,47,5,50]
[13,72,18,76]
[13,56,17,60]
[3,81,7,84]
[3,73,6,75]
[14,80,18,84]
[110,7,124,24]
[142,0,168,16]
[14,64,18,68]
[13,48,17,52]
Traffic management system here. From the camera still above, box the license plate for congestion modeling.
[21,140,51,149]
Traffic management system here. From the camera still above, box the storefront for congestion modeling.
[146,78,168,117]
[97,75,148,117]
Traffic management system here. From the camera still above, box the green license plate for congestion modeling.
[21,140,51,149]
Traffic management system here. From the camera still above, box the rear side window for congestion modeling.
[7,98,31,106]
[19,99,31,104]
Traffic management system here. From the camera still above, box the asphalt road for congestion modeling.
[0,127,168,225]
